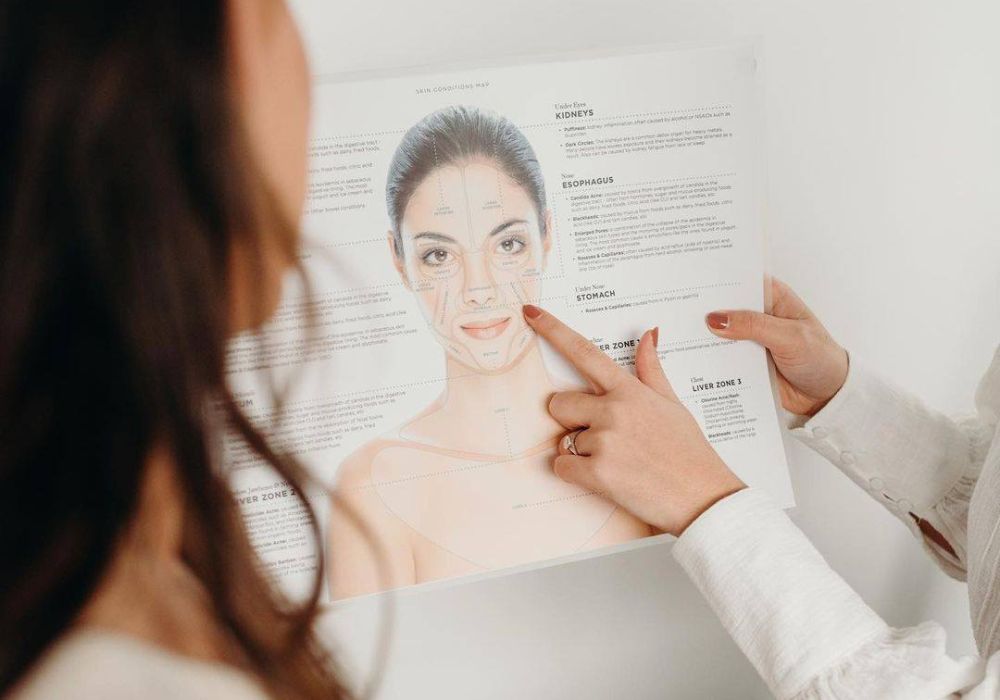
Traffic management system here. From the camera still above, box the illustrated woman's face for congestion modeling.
[392,159,551,373]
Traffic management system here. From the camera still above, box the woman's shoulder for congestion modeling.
[10,629,267,700]
[335,436,413,490]
[336,427,467,491]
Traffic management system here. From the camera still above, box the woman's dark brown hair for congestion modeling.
[0,2,354,697]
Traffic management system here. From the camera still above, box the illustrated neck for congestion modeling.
[439,341,564,455]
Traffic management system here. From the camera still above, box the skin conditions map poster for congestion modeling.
[226,39,794,602]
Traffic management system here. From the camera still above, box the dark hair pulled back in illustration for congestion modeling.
[386,105,547,256]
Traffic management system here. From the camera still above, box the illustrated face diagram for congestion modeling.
[326,115,654,598]
[394,157,549,372]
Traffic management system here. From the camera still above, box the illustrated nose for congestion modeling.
[462,251,498,307]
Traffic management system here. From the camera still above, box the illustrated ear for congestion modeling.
[542,209,554,258]
[388,230,410,289]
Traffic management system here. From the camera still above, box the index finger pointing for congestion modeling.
[522,305,625,391]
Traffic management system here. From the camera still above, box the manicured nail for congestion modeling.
[706,312,730,330]
[522,304,544,319]
[652,327,659,348]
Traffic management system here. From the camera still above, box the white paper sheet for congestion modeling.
[226,39,793,602]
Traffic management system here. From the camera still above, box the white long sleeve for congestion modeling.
[788,357,998,579]
[11,630,267,700]
[674,488,990,699]
[672,348,1000,698]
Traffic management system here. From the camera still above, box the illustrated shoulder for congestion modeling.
[334,437,406,491]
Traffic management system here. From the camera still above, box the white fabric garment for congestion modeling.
[674,345,1000,699]
[10,630,267,700]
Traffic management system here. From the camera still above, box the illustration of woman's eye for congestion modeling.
[421,248,453,266]
[494,236,526,256]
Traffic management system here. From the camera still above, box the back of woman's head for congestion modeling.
[0,2,347,697]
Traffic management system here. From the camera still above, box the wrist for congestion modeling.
[803,345,850,417]
[671,470,747,537]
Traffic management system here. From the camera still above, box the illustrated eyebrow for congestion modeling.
[488,219,529,237]
[412,232,458,244]
[411,219,528,244]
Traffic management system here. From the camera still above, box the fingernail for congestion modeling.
[652,327,659,348]
[706,312,729,330]
[523,304,544,320]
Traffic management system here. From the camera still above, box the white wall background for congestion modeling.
[291,1,1000,697]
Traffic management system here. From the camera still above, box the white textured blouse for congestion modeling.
[10,630,267,699]
[674,345,1000,699]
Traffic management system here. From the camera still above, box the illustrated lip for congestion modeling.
[460,316,511,340]
[461,317,510,330]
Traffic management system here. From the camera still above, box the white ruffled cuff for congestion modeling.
[788,358,977,545]
[673,488,888,699]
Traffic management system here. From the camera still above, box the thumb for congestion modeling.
[635,328,677,400]
[705,310,798,353]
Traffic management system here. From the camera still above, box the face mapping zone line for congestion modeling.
[434,284,449,327]
[431,134,446,208]
[491,136,506,220]
[369,443,621,570]
[509,279,530,304]
[459,164,478,250]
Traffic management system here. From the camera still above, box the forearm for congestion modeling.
[674,489,886,698]
[673,489,985,699]
[789,357,992,574]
